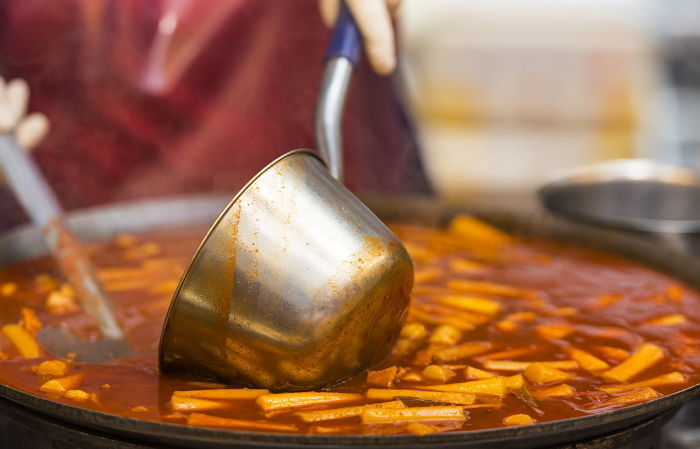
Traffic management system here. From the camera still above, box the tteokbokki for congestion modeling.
[0,216,698,435]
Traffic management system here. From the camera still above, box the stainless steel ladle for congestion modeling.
[158,5,413,391]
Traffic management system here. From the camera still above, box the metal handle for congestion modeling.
[0,133,125,340]
[316,2,362,182]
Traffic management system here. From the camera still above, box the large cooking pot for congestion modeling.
[1,194,699,449]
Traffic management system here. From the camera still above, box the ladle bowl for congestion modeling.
[159,150,413,391]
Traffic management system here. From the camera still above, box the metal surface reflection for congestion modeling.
[159,150,413,391]
[539,159,700,235]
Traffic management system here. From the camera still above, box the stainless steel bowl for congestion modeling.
[538,159,700,233]
[538,159,700,254]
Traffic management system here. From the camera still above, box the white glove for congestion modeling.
[319,0,402,75]
[0,77,50,150]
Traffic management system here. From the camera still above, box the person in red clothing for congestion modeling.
[0,0,428,229]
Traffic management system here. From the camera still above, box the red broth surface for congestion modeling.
[0,217,698,435]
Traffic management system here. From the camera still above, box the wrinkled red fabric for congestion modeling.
[0,0,427,229]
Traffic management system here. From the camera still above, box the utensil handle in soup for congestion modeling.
[315,2,361,182]
[0,133,125,340]
[43,219,125,340]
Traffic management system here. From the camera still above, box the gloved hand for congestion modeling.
[0,77,50,150]
[319,0,402,75]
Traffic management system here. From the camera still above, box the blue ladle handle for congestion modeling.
[325,2,362,65]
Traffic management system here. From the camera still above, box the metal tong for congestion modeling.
[0,81,132,363]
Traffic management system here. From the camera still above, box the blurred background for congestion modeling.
[0,0,699,221]
[399,0,700,209]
